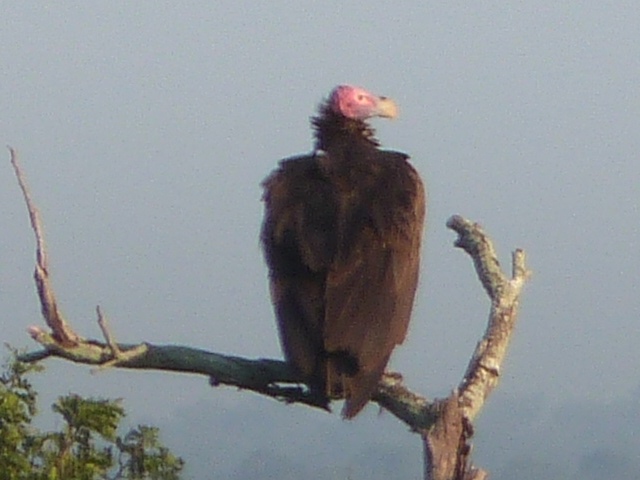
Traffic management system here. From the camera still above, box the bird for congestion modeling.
[261,85,425,418]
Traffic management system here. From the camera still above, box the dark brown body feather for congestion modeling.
[261,105,425,418]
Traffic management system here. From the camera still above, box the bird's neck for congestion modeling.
[312,105,380,153]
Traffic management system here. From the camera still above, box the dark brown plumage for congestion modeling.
[261,85,425,418]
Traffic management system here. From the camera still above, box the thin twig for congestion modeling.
[96,306,121,357]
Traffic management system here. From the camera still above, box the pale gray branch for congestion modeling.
[447,216,531,421]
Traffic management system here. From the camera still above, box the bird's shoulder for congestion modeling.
[377,149,410,162]
[261,152,328,195]
[375,149,420,181]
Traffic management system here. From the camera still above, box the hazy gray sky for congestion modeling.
[2,2,639,479]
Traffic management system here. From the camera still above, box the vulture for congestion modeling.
[261,85,425,418]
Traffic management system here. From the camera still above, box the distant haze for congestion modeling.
[2,3,638,479]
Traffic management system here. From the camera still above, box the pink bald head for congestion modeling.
[329,85,398,120]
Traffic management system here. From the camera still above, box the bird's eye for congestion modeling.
[357,94,365,101]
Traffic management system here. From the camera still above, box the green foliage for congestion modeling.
[0,354,184,480]
[0,353,43,479]
[116,426,184,480]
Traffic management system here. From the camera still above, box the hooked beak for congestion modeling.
[372,96,398,119]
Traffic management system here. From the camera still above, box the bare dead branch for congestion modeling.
[422,396,471,480]
[414,214,530,480]
[19,329,329,411]
[10,152,529,479]
[447,215,531,421]
[9,147,79,346]
[446,215,508,299]
[373,373,438,429]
